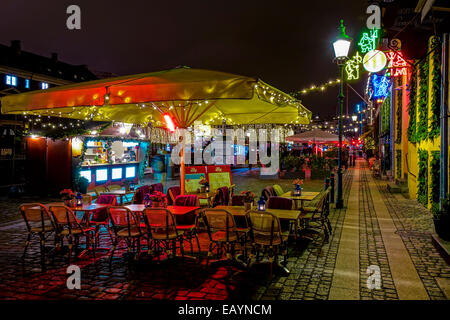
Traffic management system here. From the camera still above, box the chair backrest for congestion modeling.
[212,186,230,207]
[200,209,237,241]
[49,205,83,235]
[272,184,284,196]
[151,183,164,193]
[132,185,151,204]
[249,210,282,246]
[96,194,118,205]
[267,196,293,210]
[143,208,178,240]
[20,203,54,232]
[167,186,181,205]
[174,194,199,207]
[261,186,276,201]
[107,206,142,237]
[107,184,122,192]
[93,186,107,197]
[231,195,247,206]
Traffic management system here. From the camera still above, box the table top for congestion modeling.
[281,191,320,201]
[72,203,108,211]
[186,191,215,199]
[215,205,302,220]
[125,205,199,215]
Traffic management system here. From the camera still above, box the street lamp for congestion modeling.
[333,19,352,209]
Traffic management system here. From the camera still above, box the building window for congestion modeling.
[41,82,49,89]
[25,79,30,89]
[6,75,17,86]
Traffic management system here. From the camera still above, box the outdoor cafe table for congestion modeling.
[215,205,302,239]
[280,191,320,210]
[100,190,134,205]
[124,205,200,224]
[186,191,215,207]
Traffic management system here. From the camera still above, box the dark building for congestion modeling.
[0,40,98,194]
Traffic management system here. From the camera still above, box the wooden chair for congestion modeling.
[200,208,247,266]
[106,184,122,192]
[167,186,181,205]
[19,203,56,269]
[48,205,95,263]
[171,196,201,254]
[142,208,185,260]
[300,187,332,240]
[90,195,118,249]
[92,186,108,199]
[107,206,146,260]
[248,210,289,277]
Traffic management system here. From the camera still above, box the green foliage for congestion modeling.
[407,67,417,143]
[395,81,402,144]
[430,151,440,205]
[281,155,305,171]
[417,149,428,206]
[381,94,391,135]
[428,37,441,140]
[432,196,450,218]
[396,150,402,180]
[417,59,429,141]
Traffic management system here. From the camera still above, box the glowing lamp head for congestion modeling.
[119,126,127,134]
[257,197,266,211]
[75,192,83,206]
[352,115,357,122]
[333,20,352,61]
[163,114,176,132]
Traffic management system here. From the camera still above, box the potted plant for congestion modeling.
[150,191,167,208]
[77,176,89,194]
[292,179,303,196]
[432,197,450,241]
[240,190,255,211]
[60,189,75,207]
[199,178,209,193]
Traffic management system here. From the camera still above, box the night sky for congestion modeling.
[0,0,368,118]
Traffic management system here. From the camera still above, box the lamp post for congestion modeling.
[333,20,352,209]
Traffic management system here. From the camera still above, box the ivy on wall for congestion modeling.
[428,36,441,140]
[396,150,402,180]
[417,149,428,206]
[407,65,417,143]
[381,94,391,135]
[417,59,429,141]
[395,78,402,144]
[430,151,440,205]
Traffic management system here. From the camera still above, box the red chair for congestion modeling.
[173,195,200,254]
[167,186,181,205]
[212,186,230,207]
[132,185,152,204]
[90,194,118,249]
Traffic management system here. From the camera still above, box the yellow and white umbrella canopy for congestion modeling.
[1,67,311,127]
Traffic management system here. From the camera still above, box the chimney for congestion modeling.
[10,40,21,54]
[51,52,58,62]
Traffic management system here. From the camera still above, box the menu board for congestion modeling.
[184,166,207,193]
[206,165,232,191]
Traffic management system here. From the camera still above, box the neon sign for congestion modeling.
[386,51,408,77]
[345,52,362,81]
[358,29,379,53]
[371,74,390,99]
[363,50,387,73]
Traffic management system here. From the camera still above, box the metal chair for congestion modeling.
[142,208,185,260]
[107,206,146,260]
[248,210,289,277]
[48,205,95,263]
[300,187,332,240]
[200,208,247,266]
[19,203,56,269]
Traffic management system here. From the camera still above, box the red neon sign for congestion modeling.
[163,114,176,132]
[386,51,408,77]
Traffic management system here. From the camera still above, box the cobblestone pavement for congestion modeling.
[0,161,448,300]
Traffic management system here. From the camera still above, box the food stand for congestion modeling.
[74,133,149,190]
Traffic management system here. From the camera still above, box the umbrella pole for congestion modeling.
[180,146,185,195]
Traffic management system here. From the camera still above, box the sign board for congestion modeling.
[184,166,207,193]
[206,165,232,192]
